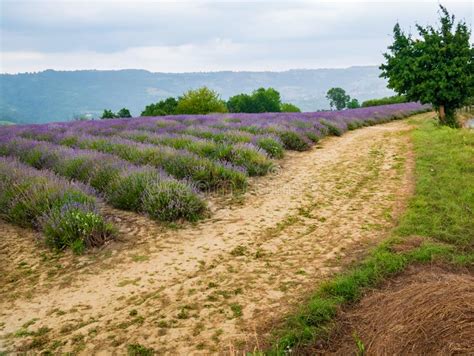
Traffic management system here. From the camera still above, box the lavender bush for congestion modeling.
[0,138,207,222]
[0,157,115,253]
[15,131,248,190]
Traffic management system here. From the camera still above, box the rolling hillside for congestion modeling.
[0,66,393,123]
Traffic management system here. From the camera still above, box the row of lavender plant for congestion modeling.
[76,102,430,152]
[112,131,274,176]
[0,156,115,253]
[44,122,278,175]
[0,138,207,222]
[16,128,248,190]
[144,102,431,150]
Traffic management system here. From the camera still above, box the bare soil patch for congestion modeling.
[0,115,429,354]
[318,265,474,355]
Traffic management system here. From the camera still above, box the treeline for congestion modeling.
[361,95,407,107]
[139,87,301,117]
[99,87,409,120]
[325,88,408,110]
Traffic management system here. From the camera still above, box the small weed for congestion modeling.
[212,329,224,343]
[254,249,265,258]
[131,255,149,262]
[230,245,247,256]
[156,320,169,328]
[177,308,190,319]
[207,282,218,289]
[192,322,205,336]
[117,277,141,287]
[22,318,39,329]
[230,303,243,318]
[129,309,138,317]
[353,332,366,356]
[196,342,206,350]
[127,343,154,356]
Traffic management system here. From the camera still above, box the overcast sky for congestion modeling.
[0,0,472,73]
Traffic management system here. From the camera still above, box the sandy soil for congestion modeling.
[0,114,430,354]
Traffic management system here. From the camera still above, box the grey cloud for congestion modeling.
[0,0,472,73]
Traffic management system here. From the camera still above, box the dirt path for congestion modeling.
[0,114,429,354]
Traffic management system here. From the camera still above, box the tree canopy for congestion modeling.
[116,108,132,118]
[280,102,301,112]
[100,109,116,119]
[100,108,132,119]
[346,98,360,109]
[175,87,227,115]
[141,87,300,116]
[326,88,351,110]
[380,5,473,126]
[141,97,178,116]
[361,95,407,107]
[227,87,281,113]
[227,87,297,113]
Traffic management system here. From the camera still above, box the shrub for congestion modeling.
[20,132,248,191]
[278,131,311,151]
[0,157,114,252]
[0,138,206,222]
[362,95,407,107]
[142,180,206,221]
[40,201,115,253]
[255,136,285,159]
[119,131,272,176]
[281,103,301,112]
[320,120,343,136]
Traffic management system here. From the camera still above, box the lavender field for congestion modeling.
[0,103,429,251]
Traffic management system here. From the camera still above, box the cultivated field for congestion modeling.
[0,106,436,353]
[0,103,428,252]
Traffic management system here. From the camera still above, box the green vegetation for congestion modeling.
[280,102,301,112]
[141,97,178,116]
[101,108,132,119]
[0,158,115,253]
[175,87,227,115]
[269,118,474,353]
[117,108,132,118]
[227,87,282,113]
[141,87,301,116]
[362,95,407,107]
[395,121,474,248]
[127,343,155,356]
[326,87,361,110]
[326,87,350,110]
[346,98,360,109]
[380,5,473,126]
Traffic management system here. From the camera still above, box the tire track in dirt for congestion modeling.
[0,114,431,354]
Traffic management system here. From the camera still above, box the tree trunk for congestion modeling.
[439,105,446,124]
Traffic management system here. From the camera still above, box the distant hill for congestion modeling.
[0,66,393,124]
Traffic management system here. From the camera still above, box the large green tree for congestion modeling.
[280,102,301,112]
[141,97,178,116]
[346,98,360,109]
[175,87,227,115]
[116,108,132,118]
[227,93,255,113]
[252,87,281,112]
[100,109,116,119]
[380,5,473,127]
[326,87,350,110]
[227,87,283,113]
